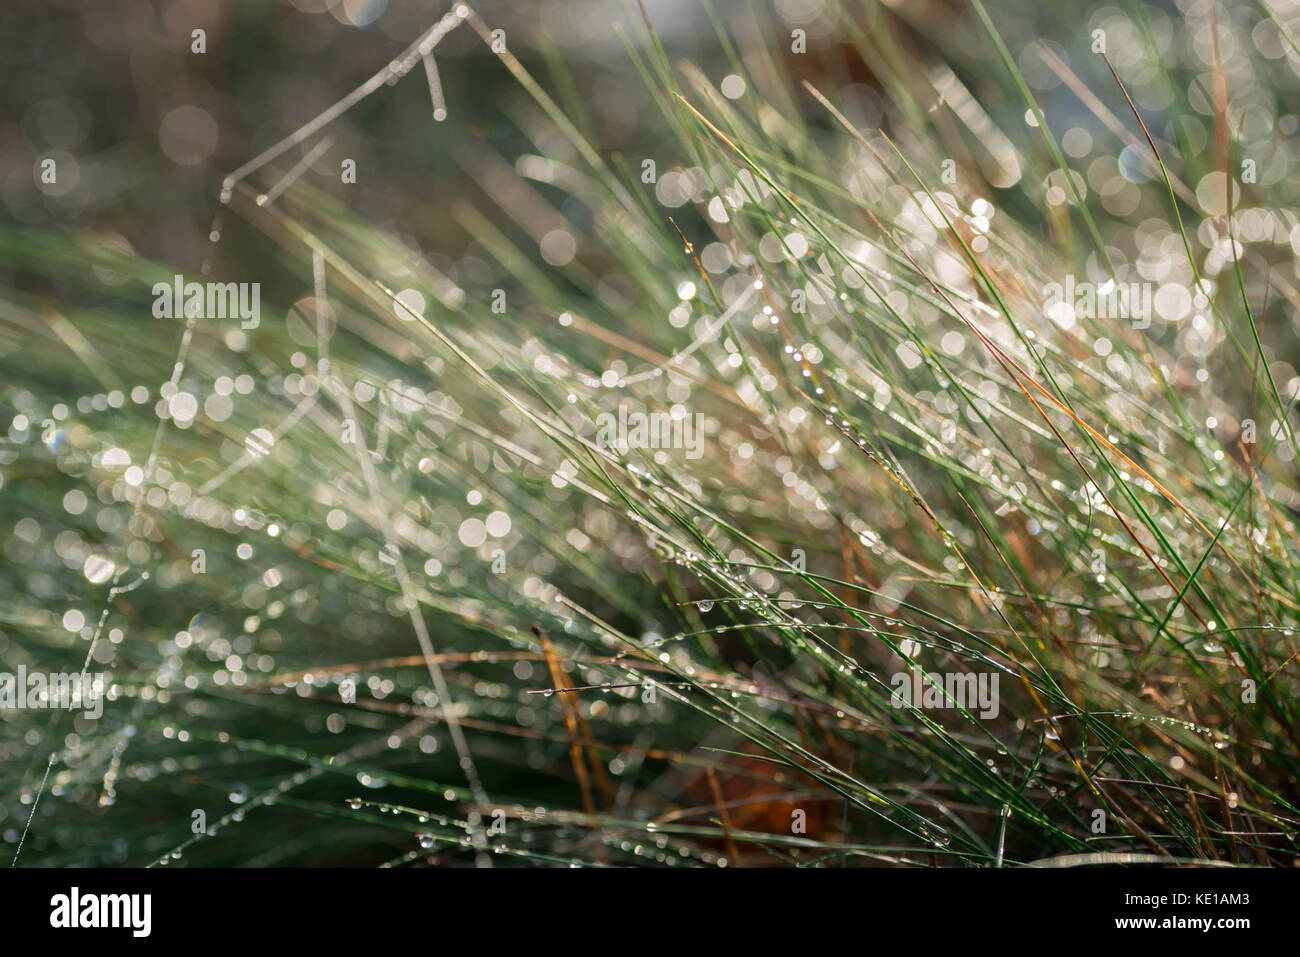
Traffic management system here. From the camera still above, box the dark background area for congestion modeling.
[0,0,725,277]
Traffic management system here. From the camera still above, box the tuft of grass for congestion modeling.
[2,0,1298,867]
